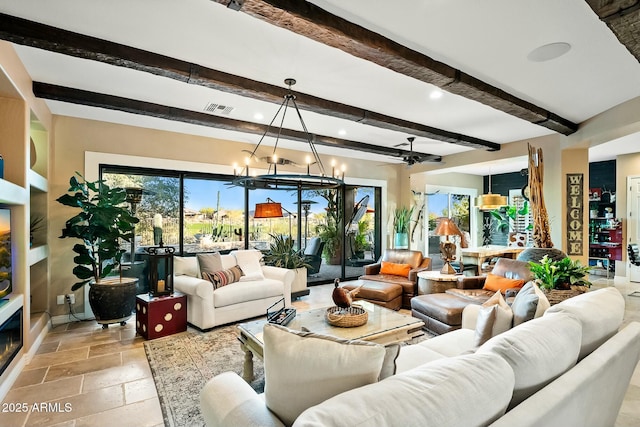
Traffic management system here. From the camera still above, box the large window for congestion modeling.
[183,177,245,253]
[100,165,382,285]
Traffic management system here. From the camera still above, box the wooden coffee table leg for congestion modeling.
[240,342,254,383]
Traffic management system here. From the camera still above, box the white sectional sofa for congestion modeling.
[173,250,294,330]
[200,286,640,427]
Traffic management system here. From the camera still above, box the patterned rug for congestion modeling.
[144,325,264,427]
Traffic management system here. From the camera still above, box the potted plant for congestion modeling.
[490,202,532,247]
[263,234,311,296]
[352,220,370,259]
[393,206,414,249]
[316,223,341,264]
[528,255,592,291]
[57,172,140,328]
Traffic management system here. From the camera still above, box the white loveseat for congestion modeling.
[200,286,640,427]
[173,250,294,330]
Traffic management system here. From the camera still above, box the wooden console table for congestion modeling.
[461,246,525,276]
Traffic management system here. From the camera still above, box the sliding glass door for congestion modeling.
[426,189,472,272]
[102,165,381,285]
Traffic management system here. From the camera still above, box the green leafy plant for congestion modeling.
[263,234,311,270]
[317,222,341,263]
[490,202,532,233]
[528,255,592,290]
[393,206,414,234]
[57,172,139,290]
[353,220,371,254]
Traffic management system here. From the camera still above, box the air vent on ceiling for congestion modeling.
[203,102,234,115]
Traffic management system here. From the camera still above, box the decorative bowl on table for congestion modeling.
[325,305,368,328]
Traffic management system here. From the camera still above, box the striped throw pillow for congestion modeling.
[202,265,244,289]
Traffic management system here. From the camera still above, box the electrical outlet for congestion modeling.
[57,295,65,305]
[65,294,75,304]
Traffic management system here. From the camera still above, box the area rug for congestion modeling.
[144,325,264,427]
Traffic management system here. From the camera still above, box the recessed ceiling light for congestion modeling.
[338,129,347,136]
[527,42,572,62]
[254,112,264,121]
[429,89,443,100]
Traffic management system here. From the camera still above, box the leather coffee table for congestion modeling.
[237,300,424,382]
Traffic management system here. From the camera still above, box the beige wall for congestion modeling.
[49,116,403,314]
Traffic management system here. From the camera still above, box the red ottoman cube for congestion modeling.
[136,292,187,339]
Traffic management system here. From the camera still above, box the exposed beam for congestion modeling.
[585,0,640,63]
[33,82,441,162]
[214,0,578,135]
[0,12,498,151]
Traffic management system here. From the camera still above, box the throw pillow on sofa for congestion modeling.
[474,291,513,346]
[197,252,223,275]
[202,266,243,289]
[482,273,525,293]
[174,256,199,277]
[380,261,412,277]
[232,250,265,281]
[510,281,550,326]
[263,323,386,426]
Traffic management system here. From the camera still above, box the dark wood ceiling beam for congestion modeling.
[585,0,640,63]
[215,0,578,135]
[33,82,441,162]
[0,12,497,151]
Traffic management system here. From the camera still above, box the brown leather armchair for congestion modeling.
[359,249,431,309]
[411,258,533,334]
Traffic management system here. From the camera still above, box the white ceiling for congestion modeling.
[1,0,639,173]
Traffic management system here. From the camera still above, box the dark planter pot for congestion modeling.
[88,277,138,328]
[517,248,567,264]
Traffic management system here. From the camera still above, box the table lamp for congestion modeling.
[434,218,463,275]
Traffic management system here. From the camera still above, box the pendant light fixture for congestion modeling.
[475,172,507,210]
[232,78,344,190]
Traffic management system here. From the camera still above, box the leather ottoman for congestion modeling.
[343,280,403,311]
[411,293,481,335]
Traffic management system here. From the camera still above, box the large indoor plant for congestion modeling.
[528,255,592,291]
[490,201,532,247]
[57,173,140,327]
[393,206,414,249]
[263,234,311,296]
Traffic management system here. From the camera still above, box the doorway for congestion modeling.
[628,176,640,282]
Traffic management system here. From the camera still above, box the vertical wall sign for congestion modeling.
[566,173,584,255]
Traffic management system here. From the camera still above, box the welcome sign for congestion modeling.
[566,173,584,255]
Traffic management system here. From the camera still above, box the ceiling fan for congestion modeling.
[395,137,430,166]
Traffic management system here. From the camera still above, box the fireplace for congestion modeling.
[0,307,22,376]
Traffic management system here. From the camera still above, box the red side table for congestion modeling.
[136,292,187,339]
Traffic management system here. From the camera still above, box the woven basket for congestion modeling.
[325,306,368,328]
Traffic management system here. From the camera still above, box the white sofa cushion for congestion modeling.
[477,311,582,408]
[545,287,625,360]
[213,279,285,308]
[174,256,200,277]
[263,323,386,427]
[233,249,265,281]
[294,353,515,427]
[411,328,476,358]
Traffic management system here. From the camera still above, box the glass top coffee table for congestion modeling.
[237,300,424,381]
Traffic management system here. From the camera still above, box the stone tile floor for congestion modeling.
[1,278,638,426]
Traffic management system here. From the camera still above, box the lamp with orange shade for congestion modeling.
[434,218,463,275]
[254,199,283,219]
